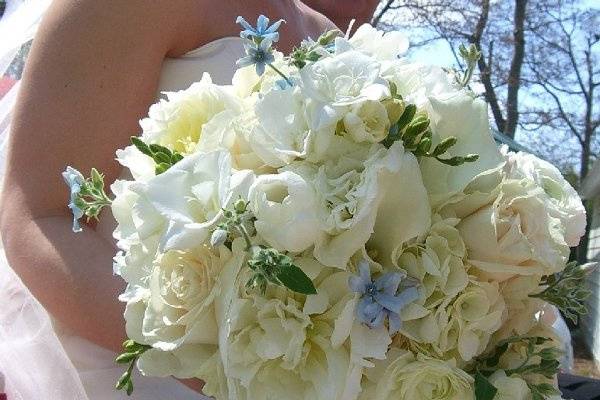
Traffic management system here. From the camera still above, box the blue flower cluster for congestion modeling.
[349,260,419,334]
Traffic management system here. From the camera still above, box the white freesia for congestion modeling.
[115,145,156,182]
[362,349,474,400]
[120,245,225,378]
[300,50,390,130]
[443,166,570,278]
[140,73,241,154]
[286,141,430,268]
[248,171,323,252]
[132,150,255,251]
[349,23,409,61]
[504,150,586,247]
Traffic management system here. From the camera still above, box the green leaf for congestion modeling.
[396,104,416,131]
[474,372,498,400]
[131,136,152,157]
[277,264,317,295]
[115,352,137,364]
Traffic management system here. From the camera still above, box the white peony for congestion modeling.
[285,141,430,268]
[348,24,409,61]
[140,73,241,154]
[211,242,361,400]
[300,50,390,131]
[249,86,320,167]
[248,171,324,253]
[362,350,474,400]
[504,150,586,247]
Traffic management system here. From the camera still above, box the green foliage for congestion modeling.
[115,340,151,396]
[131,136,184,175]
[474,371,498,400]
[289,29,341,69]
[472,336,561,400]
[458,43,482,87]
[247,247,317,295]
[530,261,593,323]
[212,199,317,296]
[75,168,112,221]
[381,97,479,166]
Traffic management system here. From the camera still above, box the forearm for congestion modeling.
[2,213,126,351]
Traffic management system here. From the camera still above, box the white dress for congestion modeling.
[0,36,244,400]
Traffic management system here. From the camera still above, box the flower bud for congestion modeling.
[210,229,229,247]
[234,199,248,214]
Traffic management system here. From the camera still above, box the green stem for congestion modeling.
[268,63,292,86]
[237,223,253,251]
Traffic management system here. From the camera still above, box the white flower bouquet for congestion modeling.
[63,15,590,400]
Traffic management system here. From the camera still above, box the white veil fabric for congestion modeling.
[0,1,91,399]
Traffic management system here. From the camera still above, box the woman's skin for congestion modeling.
[304,0,380,30]
[0,0,376,393]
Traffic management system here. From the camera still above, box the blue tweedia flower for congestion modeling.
[236,15,285,43]
[237,38,275,76]
[62,166,85,233]
[349,260,419,334]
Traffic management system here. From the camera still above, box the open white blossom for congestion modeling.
[140,73,242,154]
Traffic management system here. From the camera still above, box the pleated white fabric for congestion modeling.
[0,5,244,394]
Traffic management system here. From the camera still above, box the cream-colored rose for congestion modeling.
[488,370,531,400]
[362,350,474,400]
[505,150,586,247]
[140,73,241,154]
[120,245,227,378]
[443,166,570,279]
[343,100,390,143]
[248,171,324,253]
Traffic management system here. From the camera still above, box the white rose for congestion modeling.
[120,245,226,378]
[505,150,586,247]
[488,370,531,400]
[444,166,570,278]
[286,141,430,268]
[300,50,390,131]
[140,73,241,154]
[343,100,390,143]
[349,24,409,61]
[133,150,255,251]
[248,171,324,253]
[362,350,474,400]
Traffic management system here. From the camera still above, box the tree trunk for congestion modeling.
[504,0,527,139]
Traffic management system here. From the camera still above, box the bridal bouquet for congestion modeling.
[63,15,590,400]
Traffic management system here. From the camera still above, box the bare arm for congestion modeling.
[0,0,205,351]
